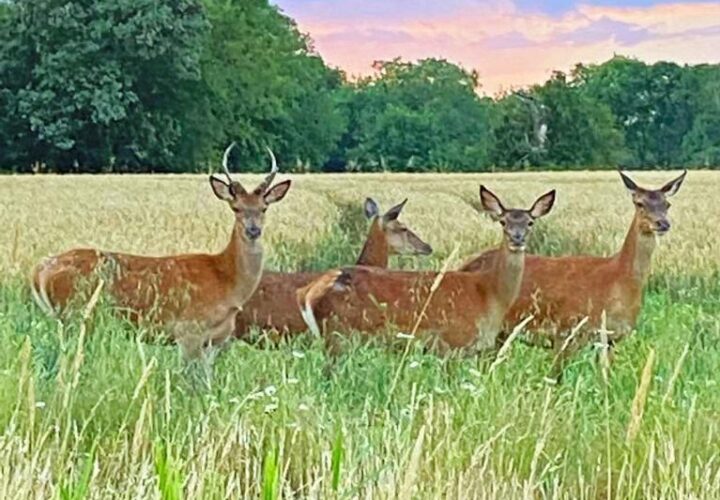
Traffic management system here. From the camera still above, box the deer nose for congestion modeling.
[419,243,433,256]
[656,220,670,233]
[245,226,262,240]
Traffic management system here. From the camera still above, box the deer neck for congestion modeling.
[489,242,525,308]
[616,214,656,284]
[222,225,264,301]
[356,218,389,267]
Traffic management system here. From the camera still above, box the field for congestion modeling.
[1,171,719,498]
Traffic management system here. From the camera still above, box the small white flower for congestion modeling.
[35,401,46,409]
[286,378,299,385]
[408,361,420,369]
[400,408,413,418]
[396,332,415,340]
[264,385,277,396]
[461,382,477,392]
[298,403,309,411]
[292,351,305,359]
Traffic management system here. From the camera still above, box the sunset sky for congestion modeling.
[273,0,720,95]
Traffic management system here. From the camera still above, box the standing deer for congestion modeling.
[30,144,291,358]
[233,198,432,341]
[297,186,556,356]
[459,170,686,381]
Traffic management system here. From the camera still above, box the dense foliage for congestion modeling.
[0,0,718,172]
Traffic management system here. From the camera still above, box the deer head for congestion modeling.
[619,170,686,236]
[364,198,433,256]
[479,185,556,252]
[210,143,291,241]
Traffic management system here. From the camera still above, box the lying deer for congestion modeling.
[30,144,291,358]
[297,186,555,356]
[233,198,432,341]
[459,170,686,381]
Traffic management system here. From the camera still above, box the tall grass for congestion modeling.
[0,171,718,498]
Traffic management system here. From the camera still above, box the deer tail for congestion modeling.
[297,269,351,336]
[30,258,56,317]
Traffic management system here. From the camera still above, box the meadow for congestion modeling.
[0,171,719,498]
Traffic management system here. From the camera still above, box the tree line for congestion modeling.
[1,0,718,173]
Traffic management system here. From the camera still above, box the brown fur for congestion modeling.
[30,145,291,357]
[233,200,432,341]
[297,186,556,356]
[459,171,686,379]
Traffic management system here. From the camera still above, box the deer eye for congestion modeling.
[635,201,644,208]
[499,220,506,227]
[528,220,534,227]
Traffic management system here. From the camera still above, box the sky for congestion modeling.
[273,0,720,94]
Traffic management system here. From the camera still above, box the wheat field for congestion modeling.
[0,171,719,498]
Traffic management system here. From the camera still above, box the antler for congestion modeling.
[221,142,237,185]
[254,147,279,194]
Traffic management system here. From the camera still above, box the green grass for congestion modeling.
[1,272,719,497]
[1,172,719,497]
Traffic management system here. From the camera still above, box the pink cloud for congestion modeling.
[278,1,720,94]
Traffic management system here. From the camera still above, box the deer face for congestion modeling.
[210,144,291,242]
[364,198,433,256]
[479,185,556,252]
[619,170,686,236]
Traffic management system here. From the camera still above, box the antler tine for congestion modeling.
[222,142,237,185]
[255,146,279,194]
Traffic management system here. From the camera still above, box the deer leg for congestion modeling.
[594,338,616,379]
[607,340,616,365]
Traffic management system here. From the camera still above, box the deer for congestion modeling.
[30,144,292,358]
[459,170,686,382]
[296,186,556,357]
[233,198,433,342]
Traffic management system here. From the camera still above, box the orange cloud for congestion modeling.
[284,1,720,95]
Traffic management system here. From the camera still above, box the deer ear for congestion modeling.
[264,180,291,205]
[661,170,686,197]
[383,198,407,222]
[364,198,380,219]
[529,190,556,219]
[210,175,235,202]
[619,170,639,194]
[479,185,505,220]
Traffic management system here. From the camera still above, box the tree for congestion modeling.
[0,0,207,172]
[535,71,625,167]
[201,0,345,172]
[491,72,624,169]
[682,65,720,167]
[342,58,493,172]
[576,57,696,168]
[491,92,547,169]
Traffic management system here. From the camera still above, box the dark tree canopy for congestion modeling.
[0,0,208,172]
[338,58,494,172]
[0,3,718,173]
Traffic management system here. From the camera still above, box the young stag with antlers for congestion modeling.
[297,186,555,355]
[460,170,686,381]
[234,198,432,341]
[30,144,291,357]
